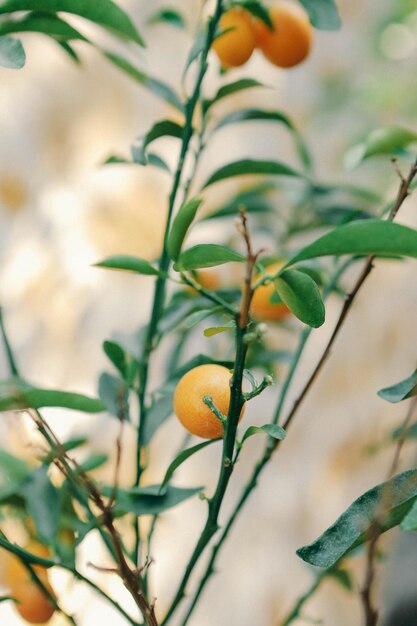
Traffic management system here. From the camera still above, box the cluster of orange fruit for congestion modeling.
[212,0,312,69]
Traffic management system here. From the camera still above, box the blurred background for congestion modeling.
[0,0,417,624]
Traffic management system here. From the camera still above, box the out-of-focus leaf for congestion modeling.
[345,127,417,170]
[143,387,174,445]
[204,78,266,113]
[203,159,303,188]
[174,244,245,271]
[98,373,129,420]
[107,484,202,516]
[148,8,185,29]
[0,0,144,44]
[104,52,184,112]
[0,35,25,68]
[0,377,105,413]
[78,453,108,473]
[21,467,62,542]
[94,255,161,276]
[0,12,88,41]
[297,468,417,568]
[132,119,184,166]
[298,0,341,30]
[378,369,417,403]
[203,322,236,337]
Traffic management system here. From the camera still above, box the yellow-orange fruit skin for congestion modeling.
[185,269,221,294]
[6,541,55,624]
[212,9,256,68]
[251,262,291,322]
[256,1,313,68]
[173,364,244,439]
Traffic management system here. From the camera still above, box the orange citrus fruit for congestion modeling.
[212,8,256,68]
[251,261,290,322]
[173,364,245,439]
[6,541,55,624]
[186,269,221,294]
[255,1,313,68]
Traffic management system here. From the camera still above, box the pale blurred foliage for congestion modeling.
[0,0,417,625]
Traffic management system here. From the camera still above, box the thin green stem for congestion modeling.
[0,307,18,375]
[133,0,226,567]
[278,571,327,626]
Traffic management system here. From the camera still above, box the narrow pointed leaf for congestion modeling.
[174,244,244,271]
[297,468,417,568]
[0,35,25,68]
[205,78,265,112]
[203,322,235,337]
[160,440,219,491]
[0,377,105,413]
[109,484,202,516]
[104,52,184,112]
[148,8,185,29]
[94,255,160,276]
[203,159,302,188]
[284,220,417,269]
[0,0,144,44]
[0,13,88,41]
[21,467,62,542]
[345,126,417,170]
[167,198,202,260]
[378,369,417,403]
[132,119,184,166]
[241,423,286,445]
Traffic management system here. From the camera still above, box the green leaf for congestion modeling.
[274,269,325,328]
[203,159,303,188]
[98,373,129,419]
[345,127,417,170]
[174,244,245,271]
[204,78,266,112]
[103,340,138,385]
[236,1,273,27]
[0,450,30,495]
[401,499,417,531]
[143,387,175,445]
[392,422,417,442]
[327,568,354,592]
[160,440,219,491]
[213,108,312,170]
[378,369,417,404]
[57,40,80,62]
[21,467,61,542]
[0,377,105,413]
[297,468,417,568]
[182,306,223,329]
[78,453,108,472]
[284,220,417,269]
[132,119,184,166]
[108,484,202,516]
[202,183,275,221]
[241,423,286,445]
[104,52,184,113]
[94,255,160,276]
[148,8,185,29]
[298,0,341,30]
[167,198,202,261]
[0,35,25,68]
[0,0,144,45]
[203,322,236,337]
[0,597,13,604]
[0,12,88,41]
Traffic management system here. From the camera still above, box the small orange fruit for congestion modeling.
[251,262,290,322]
[186,269,221,294]
[174,364,245,439]
[212,8,256,68]
[6,541,55,624]
[255,1,313,68]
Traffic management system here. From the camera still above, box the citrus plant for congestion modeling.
[1,1,417,626]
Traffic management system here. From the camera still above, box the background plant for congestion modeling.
[0,1,417,626]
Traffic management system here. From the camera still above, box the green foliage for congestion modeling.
[204,78,266,113]
[0,35,25,68]
[0,12,88,41]
[21,467,62,543]
[203,159,303,188]
[378,369,417,403]
[234,1,273,27]
[98,373,129,419]
[345,126,417,170]
[298,0,341,30]
[297,468,417,568]
[148,8,186,29]
[132,120,184,166]
[160,440,220,491]
[106,484,203,516]
[167,198,203,261]
[240,424,286,445]
[174,244,245,270]
[95,255,161,276]
[284,220,417,268]
[0,0,144,45]
[0,377,105,413]
[274,269,325,328]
